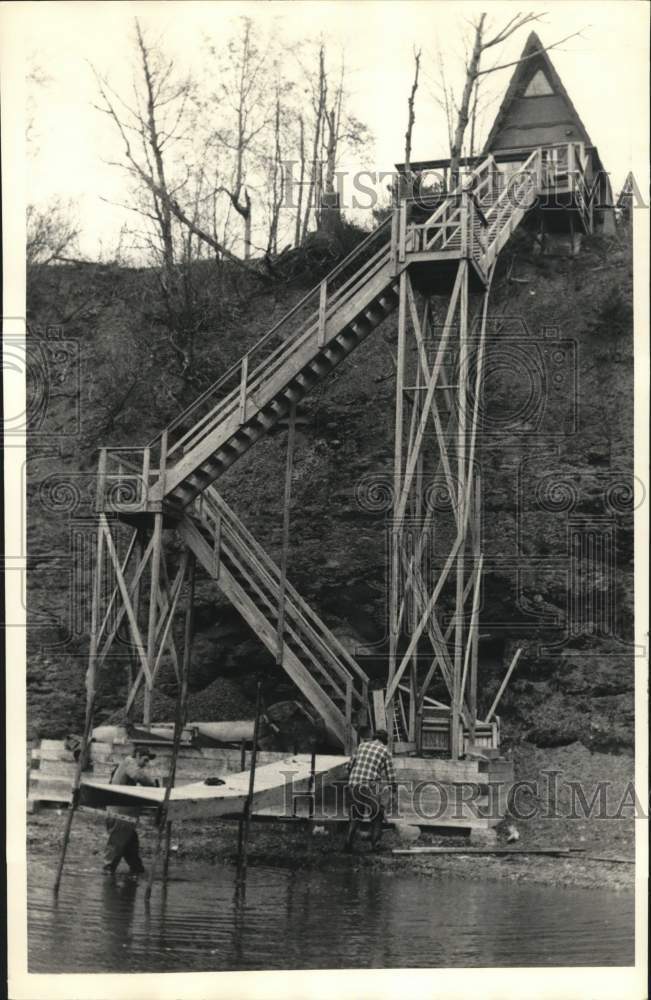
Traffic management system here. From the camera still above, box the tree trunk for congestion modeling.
[136,23,175,290]
[301,45,327,242]
[450,14,485,189]
[320,105,341,233]
[294,115,305,247]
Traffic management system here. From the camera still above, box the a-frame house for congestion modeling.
[482,31,613,227]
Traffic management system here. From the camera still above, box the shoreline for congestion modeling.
[27,806,635,894]
[27,740,637,894]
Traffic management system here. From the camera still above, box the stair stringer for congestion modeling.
[153,260,400,505]
[177,514,349,748]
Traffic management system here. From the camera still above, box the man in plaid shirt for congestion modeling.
[345,726,396,852]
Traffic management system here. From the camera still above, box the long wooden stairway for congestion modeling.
[95,149,548,750]
[98,150,545,517]
[177,487,369,751]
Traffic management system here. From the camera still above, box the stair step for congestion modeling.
[322,346,344,363]
[309,359,332,377]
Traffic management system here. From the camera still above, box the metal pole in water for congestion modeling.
[54,514,106,893]
[237,680,263,879]
[145,552,194,902]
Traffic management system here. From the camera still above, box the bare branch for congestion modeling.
[476,30,586,76]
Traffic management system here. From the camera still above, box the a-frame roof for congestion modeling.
[482,31,594,154]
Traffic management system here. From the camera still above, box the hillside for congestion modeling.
[26,222,635,754]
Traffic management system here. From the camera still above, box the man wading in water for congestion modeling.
[345,726,396,853]
[103,747,158,875]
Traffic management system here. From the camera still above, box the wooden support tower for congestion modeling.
[384,190,495,756]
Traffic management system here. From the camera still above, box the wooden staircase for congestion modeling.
[92,147,561,751]
[97,149,549,518]
[177,487,368,751]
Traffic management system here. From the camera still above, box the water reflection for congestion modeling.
[28,860,634,973]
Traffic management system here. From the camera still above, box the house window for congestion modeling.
[523,69,554,97]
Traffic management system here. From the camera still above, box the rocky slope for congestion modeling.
[26,222,635,753]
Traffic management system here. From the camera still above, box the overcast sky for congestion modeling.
[3,0,649,259]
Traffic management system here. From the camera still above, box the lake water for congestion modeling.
[28,860,634,972]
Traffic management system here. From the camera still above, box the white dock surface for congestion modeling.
[81,754,348,819]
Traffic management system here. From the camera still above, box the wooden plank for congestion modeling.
[372,690,387,731]
[239,355,249,424]
[392,847,583,856]
[32,747,75,763]
[485,648,523,723]
[585,855,635,865]
[318,281,327,345]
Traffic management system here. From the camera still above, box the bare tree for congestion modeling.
[94,19,247,274]
[27,201,80,267]
[293,114,306,247]
[404,48,422,173]
[298,47,372,236]
[433,14,584,187]
[301,44,328,242]
[206,18,277,259]
[264,79,286,256]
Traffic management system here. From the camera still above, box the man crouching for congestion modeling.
[345,726,396,853]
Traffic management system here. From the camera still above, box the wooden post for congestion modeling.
[409,342,423,743]
[237,680,263,879]
[485,648,522,724]
[452,263,469,759]
[144,426,166,727]
[469,474,481,743]
[318,280,327,346]
[398,199,407,263]
[212,511,222,580]
[239,355,249,425]
[387,270,407,752]
[344,677,353,755]
[460,192,468,257]
[162,822,173,882]
[96,448,108,513]
[276,403,296,665]
[145,553,195,901]
[141,447,151,509]
[54,518,106,892]
[567,142,575,181]
[127,528,144,720]
[144,512,163,726]
[390,201,399,276]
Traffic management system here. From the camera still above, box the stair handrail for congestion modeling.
[480,148,541,266]
[199,487,370,689]
[147,217,392,451]
[482,148,541,228]
[169,238,393,462]
[198,514,367,718]
[419,152,495,230]
[209,520,354,707]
